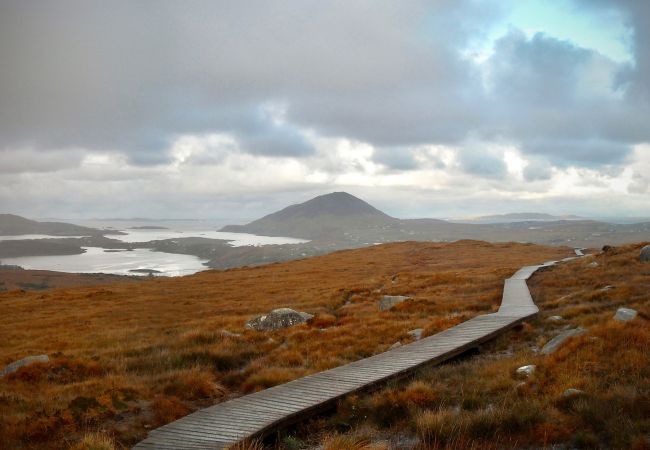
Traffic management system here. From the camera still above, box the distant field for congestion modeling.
[0,241,571,449]
[0,268,141,292]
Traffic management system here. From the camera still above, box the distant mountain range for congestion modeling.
[0,214,103,236]
[458,212,584,224]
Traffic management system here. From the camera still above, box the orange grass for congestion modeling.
[293,243,650,449]
[0,240,571,449]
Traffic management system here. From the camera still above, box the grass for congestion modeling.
[286,242,650,449]
[0,240,571,449]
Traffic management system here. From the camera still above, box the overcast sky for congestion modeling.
[1,0,649,220]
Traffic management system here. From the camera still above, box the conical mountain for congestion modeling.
[220,192,396,239]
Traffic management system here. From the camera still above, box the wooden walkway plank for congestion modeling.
[135,253,580,449]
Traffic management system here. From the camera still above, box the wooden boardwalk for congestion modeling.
[135,251,583,449]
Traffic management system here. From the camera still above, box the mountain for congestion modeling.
[220,192,397,239]
[461,212,584,224]
[0,214,103,236]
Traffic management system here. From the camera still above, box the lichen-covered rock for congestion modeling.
[379,295,411,311]
[562,388,586,398]
[541,328,586,354]
[613,307,637,322]
[245,308,313,331]
[407,328,423,340]
[640,245,650,262]
[1,354,49,377]
[516,365,536,377]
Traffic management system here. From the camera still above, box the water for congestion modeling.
[108,229,307,246]
[0,234,89,241]
[1,219,308,276]
[1,247,209,276]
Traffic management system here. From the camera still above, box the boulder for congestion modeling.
[613,307,637,322]
[407,328,424,340]
[379,295,411,311]
[541,328,586,354]
[516,365,536,377]
[1,354,49,377]
[562,388,586,398]
[245,308,313,331]
[546,315,564,323]
[640,245,650,262]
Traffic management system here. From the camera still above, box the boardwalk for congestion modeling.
[135,250,583,449]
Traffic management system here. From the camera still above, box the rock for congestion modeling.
[562,388,586,398]
[220,330,242,338]
[1,354,49,377]
[587,261,599,268]
[541,328,586,354]
[389,341,402,349]
[640,245,650,262]
[516,365,536,377]
[407,328,424,340]
[546,315,564,322]
[599,285,615,291]
[245,308,313,331]
[379,295,411,311]
[613,307,637,322]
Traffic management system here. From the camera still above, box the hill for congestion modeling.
[220,192,399,239]
[466,212,584,223]
[0,214,104,236]
[0,240,572,449]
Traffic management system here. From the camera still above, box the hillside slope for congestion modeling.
[0,214,103,236]
[0,240,571,449]
[221,192,400,239]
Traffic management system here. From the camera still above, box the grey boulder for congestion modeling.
[640,245,650,262]
[541,328,586,354]
[379,295,411,311]
[407,328,424,340]
[613,307,637,322]
[1,354,49,377]
[246,308,313,331]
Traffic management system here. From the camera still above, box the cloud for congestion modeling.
[0,0,649,218]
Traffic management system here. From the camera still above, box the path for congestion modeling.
[135,249,583,449]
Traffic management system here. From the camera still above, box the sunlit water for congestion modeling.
[0,234,89,241]
[0,220,308,276]
[1,247,209,276]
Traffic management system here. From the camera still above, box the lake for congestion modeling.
[0,220,308,276]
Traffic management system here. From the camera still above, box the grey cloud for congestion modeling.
[458,148,507,178]
[0,0,648,183]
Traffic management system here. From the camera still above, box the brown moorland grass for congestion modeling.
[0,240,571,449]
[289,243,649,450]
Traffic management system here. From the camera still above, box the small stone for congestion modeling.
[562,388,586,398]
[1,354,49,377]
[516,365,536,377]
[640,245,650,262]
[407,328,424,340]
[546,315,564,322]
[379,295,411,311]
[220,330,241,338]
[541,328,586,354]
[600,285,615,291]
[613,307,637,322]
[587,261,599,268]
[389,341,402,350]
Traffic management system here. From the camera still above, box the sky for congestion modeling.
[1,0,649,220]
